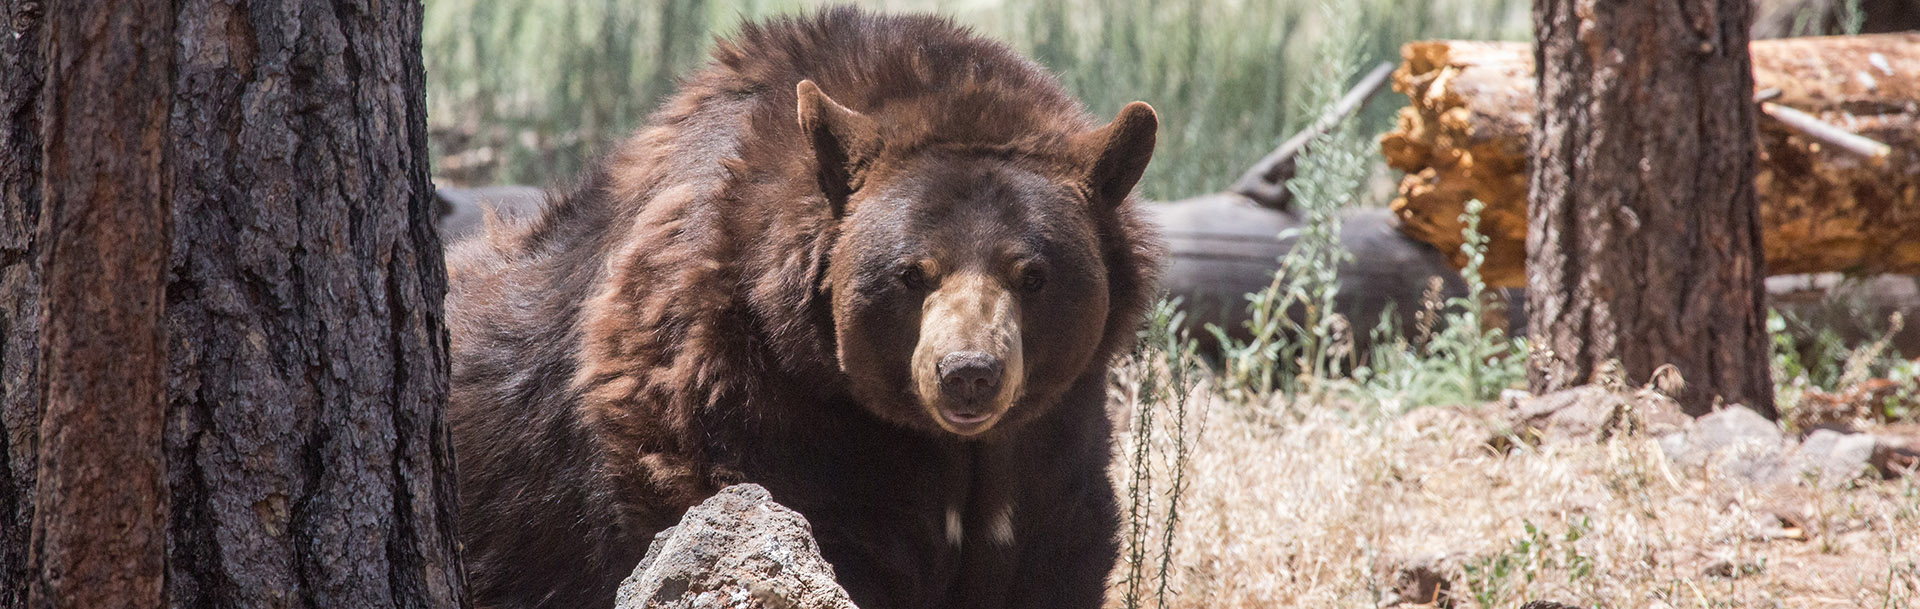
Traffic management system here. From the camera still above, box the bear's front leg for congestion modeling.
[1002,466,1121,609]
[805,495,971,609]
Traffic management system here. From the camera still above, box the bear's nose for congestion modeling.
[937,351,1003,404]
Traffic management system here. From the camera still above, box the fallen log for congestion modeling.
[1381,34,1920,288]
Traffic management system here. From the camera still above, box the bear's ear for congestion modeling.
[796,80,880,219]
[1072,101,1158,208]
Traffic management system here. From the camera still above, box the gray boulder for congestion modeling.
[1659,405,1793,484]
[1659,406,1905,487]
[615,484,858,609]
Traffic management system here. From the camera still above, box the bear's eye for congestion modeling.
[1018,266,1047,293]
[900,264,933,291]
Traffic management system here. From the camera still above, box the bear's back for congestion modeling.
[710,8,1092,154]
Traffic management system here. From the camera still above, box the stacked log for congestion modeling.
[1381,34,1920,288]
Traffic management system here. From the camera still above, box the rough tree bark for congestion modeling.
[0,0,49,603]
[2,0,467,607]
[20,1,175,607]
[1528,0,1777,418]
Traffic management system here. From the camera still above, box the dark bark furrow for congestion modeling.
[0,0,43,603]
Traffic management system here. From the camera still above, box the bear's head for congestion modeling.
[797,80,1157,438]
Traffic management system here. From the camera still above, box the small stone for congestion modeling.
[1789,429,1878,487]
[1702,555,1765,579]
[1693,405,1783,451]
[1659,405,1794,485]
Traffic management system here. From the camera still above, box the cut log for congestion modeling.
[1381,34,1920,288]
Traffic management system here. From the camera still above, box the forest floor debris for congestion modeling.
[1107,380,1920,609]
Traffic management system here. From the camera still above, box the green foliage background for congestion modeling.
[423,0,1529,199]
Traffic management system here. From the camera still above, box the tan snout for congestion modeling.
[911,273,1024,435]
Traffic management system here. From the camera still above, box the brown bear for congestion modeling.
[445,8,1162,609]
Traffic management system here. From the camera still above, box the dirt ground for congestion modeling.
[1106,380,1920,609]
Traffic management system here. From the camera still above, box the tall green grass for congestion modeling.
[424,0,735,183]
[422,0,1529,197]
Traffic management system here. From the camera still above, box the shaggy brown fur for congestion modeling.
[447,9,1162,609]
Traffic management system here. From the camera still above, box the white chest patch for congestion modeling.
[989,505,1015,547]
[946,507,964,548]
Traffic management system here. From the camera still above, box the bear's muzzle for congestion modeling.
[912,272,1024,435]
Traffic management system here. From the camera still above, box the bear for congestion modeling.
[445,9,1162,609]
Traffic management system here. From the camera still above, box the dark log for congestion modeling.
[1142,194,1468,357]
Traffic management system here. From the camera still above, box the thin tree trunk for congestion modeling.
[25,0,175,607]
[2,0,466,607]
[1528,0,1777,418]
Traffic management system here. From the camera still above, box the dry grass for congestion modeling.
[1107,366,1920,609]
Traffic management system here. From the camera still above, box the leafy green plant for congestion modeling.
[1353,199,1527,408]
[1462,517,1597,607]
[1206,5,1371,399]
[1772,298,1915,422]
[1422,199,1529,402]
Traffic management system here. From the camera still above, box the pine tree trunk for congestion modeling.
[2,0,467,607]
[12,1,175,607]
[1527,0,1777,418]
[0,0,49,604]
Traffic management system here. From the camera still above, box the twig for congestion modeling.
[1760,101,1892,161]
[1230,61,1396,211]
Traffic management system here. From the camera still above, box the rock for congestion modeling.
[615,484,858,609]
[1384,554,1453,608]
[1689,405,1784,452]
[1507,386,1689,445]
[1659,405,1792,484]
[1510,386,1625,444]
[1658,406,1915,487]
[1789,429,1879,486]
